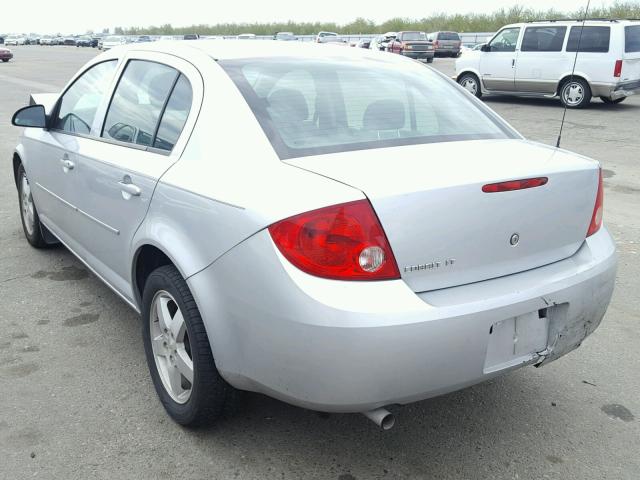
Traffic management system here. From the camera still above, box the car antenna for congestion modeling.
[556,0,591,148]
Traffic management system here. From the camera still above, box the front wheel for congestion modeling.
[600,96,626,104]
[560,78,592,108]
[17,164,48,248]
[458,73,482,98]
[142,265,239,427]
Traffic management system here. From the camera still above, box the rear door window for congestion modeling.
[102,60,179,147]
[521,26,567,52]
[153,75,193,151]
[566,26,610,53]
[626,25,640,53]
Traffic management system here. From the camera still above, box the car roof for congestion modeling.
[503,19,640,28]
[108,39,410,62]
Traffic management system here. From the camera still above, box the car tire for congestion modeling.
[427,57,434,63]
[600,96,626,104]
[142,264,240,427]
[17,164,49,248]
[2,59,8,63]
[560,78,592,109]
[458,73,482,98]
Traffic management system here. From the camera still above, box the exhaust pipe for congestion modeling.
[362,408,395,430]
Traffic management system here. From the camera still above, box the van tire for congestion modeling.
[560,78,591,109]
[458,73,482,98]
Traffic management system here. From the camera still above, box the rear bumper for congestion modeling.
[592,80,640,99]
[189,227,616,413]
[0,53,12,60]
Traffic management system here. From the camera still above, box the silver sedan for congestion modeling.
[11,40,616,429]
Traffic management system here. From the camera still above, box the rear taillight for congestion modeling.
[614,59,623,77]
[587,169,604,237]
[269,200,400,281]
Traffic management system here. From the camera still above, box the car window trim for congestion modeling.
[49,59,119,133]
[100,58,180,150]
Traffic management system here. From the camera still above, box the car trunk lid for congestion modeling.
[286,139,599,292]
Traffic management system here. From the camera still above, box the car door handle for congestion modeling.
[60,159,75,170]
[118,181,141,197]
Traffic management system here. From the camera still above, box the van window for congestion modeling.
[566,26,610,53]
[102,60,179,147]
[626,25,640,53]
[438,32,460,41]
[488,28,520,52]
[521,27,566,52]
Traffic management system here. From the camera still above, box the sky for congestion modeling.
[2,0,616,34]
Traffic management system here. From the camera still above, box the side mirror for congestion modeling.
[12,105,47,128]
[481,44,491,52]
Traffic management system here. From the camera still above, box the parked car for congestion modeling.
[274,32,296,41]
[356,38,371,49]
[55,36,65,45]
[11,40,616,429]
[237,33,256,40]
[369,32,396,51]
[456,19,640,108]
[315,31,339,43]
[39,35,56,46]
[427,31,462,57]
[318,35,348,45]
[0,36,4,45]
[5,35,26,46]
[76,36,93,47]
[0,47,13,62]
[63,37,77,46]
[133,35,152,43]
[183,34,200,40]
[90,37,101,48]
[100,35,127,50]
[387,31,435,63]
[26,35,40,45]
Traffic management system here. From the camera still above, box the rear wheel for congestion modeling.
[458,73,482,98]
[2,59,8,63]
[560,78,591,108]
[142,265,239,427]
[427,56,434,64]
[600,96,626,104]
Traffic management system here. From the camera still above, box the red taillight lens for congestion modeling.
[587,169,604,237]
[482,177,548,193]
[269,200,400,281]
[614,60,623,78]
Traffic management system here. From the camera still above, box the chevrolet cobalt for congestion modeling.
[11,41,616,429]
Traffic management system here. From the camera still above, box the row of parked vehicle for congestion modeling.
[1,34,101,47]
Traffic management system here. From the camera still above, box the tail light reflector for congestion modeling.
[269,200,400,281]
[482,177,548,193]
[586,169,604,237]
[614,60,623,77]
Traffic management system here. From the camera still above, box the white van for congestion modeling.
[455,19,640,108]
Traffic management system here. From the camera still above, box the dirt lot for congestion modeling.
[1,46,639,480]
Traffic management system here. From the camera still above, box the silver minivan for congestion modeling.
[456,19,640,107]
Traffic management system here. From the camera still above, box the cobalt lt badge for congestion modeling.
[510,233,520,246]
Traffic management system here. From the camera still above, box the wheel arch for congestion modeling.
[555,73,592,96]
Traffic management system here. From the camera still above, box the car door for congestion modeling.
[515,26,568,93]
[66,52,203,303]
[479,27,521,91]
[27,60,119,240]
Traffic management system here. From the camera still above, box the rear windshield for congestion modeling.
[438,32,460,41]
[626,25,640,53]
[221,57,515,160]
[401,32,427,41]
[566,26,610,53]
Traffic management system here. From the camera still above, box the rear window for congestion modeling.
[626,25,640,53]
[221,58,515,160]
[566,26,610,53]
[438,32,460,41]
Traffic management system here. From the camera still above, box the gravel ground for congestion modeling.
[1,46,638,480]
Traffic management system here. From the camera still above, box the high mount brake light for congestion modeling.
[269,200,400,281]
[482,177,548,193]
